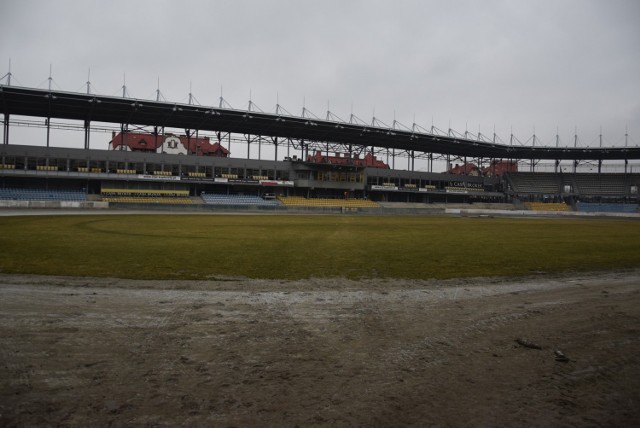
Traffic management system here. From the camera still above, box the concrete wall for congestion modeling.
[0,201,109,209]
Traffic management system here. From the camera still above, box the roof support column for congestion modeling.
[83,120,90,150]
[154,126,159,152]
[2,114,8,145]
[274,136,278,162]
[46,117,51,148]
[120,123,128,150]
[326,141,329,164]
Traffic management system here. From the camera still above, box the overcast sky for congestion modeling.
[1,0,639,152]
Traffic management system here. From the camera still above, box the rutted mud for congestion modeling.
[1,271,639,426]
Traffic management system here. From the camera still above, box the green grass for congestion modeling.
[1,214,639,280]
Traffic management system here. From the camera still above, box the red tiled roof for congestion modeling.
[448,163,479,175]
[110,132,229,156]
[307,151,389,169]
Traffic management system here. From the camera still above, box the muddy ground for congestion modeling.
[1,270,639,427]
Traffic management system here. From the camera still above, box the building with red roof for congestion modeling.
[448,163,480,176]
[307,151,389,169]
[109,132,229,157]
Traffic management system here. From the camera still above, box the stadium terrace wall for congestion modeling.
[1,144,505,204]
[504,171,640,203]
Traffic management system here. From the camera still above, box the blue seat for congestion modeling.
[576,202,638,213]
[201,193,278,205]
[0,188,87,201]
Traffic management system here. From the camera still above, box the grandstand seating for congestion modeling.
[572,174,626,196]
[278,196,379,208]
[507,172,561,194]
[100,188,192,204]
[77,167,104,173]
[445,186,484,192]
[101,197,193,204]
[575,202,638,214]
[201,193,279,205]
[101,188,190,197]
[0,187,86,201]
[78,166,102,173]
[524,202,571,212]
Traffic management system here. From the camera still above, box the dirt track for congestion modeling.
[1,271,639,426]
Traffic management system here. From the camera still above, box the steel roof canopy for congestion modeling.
[2,85,639,161]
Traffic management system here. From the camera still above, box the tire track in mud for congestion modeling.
[1,271,639,426]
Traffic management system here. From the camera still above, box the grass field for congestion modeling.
[1,214,639,280]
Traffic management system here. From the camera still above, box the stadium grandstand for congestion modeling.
[1,84,639,215]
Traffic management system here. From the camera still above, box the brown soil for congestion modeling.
[1,271,639,427]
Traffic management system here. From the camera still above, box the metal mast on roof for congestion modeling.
[48,64,53,92]
[275,93,293,116]
[301,97,319,120]
[118,73,129,150]
[156,77,162,102]
[188,81,199,105]
[218,86,233,109]
[599,126,603,148]
[45,65,54,148]
[247,89,262,112]
[1,60,12,144]
[1,59,12,86]
[348,103,366,125]
[625,125,628,147]
[154,77,163,150]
